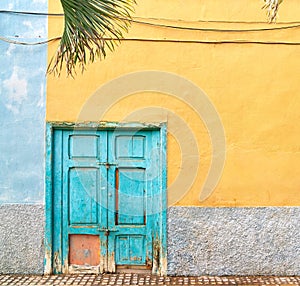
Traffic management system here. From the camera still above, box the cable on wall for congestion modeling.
[2,9,300,46]
[128,18,300,32]
[2,9,300,32]
[0,35,60,45]
[0,9,63,16]
[2,35,300,46]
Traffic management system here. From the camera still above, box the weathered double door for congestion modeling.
[52,128,162,273]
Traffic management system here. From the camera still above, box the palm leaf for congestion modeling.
[48,0,136,76]
[262,0,283,22]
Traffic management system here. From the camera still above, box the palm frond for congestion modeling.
[262,0,283,22]
[48,0,136,77]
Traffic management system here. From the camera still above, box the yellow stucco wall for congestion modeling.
[47,0,300,207]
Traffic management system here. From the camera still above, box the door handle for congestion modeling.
[96,162,117,169]
[97,227,118,235]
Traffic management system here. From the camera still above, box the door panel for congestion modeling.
[117,168,145,225]
[69,234,100,266]
[115,235,146,265]
[115,135,146,159]
[69,168,99,225]
[69,135,100,159]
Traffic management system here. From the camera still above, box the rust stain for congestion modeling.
[153,240,160,262]
[145,256,152,269]
[151,238,167,275]
[69,234,100,266]
[152,239,160,274]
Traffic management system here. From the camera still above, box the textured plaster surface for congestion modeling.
[0,1,47,203]
[48,0,300,207]
[167,206,300,276]
[0,204,44,274]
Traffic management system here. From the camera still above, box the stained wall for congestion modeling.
[0,0,47,273]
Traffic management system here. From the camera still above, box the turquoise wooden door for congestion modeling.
[106,131,157,271]
[50,127,164,274]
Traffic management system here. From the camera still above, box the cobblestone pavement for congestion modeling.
[0,274,300,286]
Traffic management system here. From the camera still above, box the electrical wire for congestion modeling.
[133,16,300,25]
[2,9,300,24]
[0,9,63,16]
[0,35,60,45]
[1,9,300,46]
[2,9,300,32]
[104,37,300,45]
[129,18,300,32]
[2,35,300,46]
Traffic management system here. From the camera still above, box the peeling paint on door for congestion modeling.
[45,123,167,275]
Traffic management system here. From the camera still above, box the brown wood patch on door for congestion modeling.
[69,234,100,266]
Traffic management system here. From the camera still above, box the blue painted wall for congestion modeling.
[0,1,47,203]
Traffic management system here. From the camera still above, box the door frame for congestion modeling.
[44,121,167,275]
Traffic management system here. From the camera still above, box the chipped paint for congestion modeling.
[47,121,164,130]
[107,252,115,273]
[45,124,167,274]
[44,248,52,275]
[68,265,100,274]
[152,239,160,274]
[145,256,152,270]
[130,256,143,261]
[53,252,61,273]
[100,238,107,272]
[159,257,168,275]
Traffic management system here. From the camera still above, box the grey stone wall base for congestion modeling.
[0,204,44,274]
[1,204,299,276]
[167,206,300,276]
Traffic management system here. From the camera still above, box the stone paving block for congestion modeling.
[0,274,300,285]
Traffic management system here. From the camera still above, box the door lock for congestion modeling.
[96,162,117,169]
[97,227,118,235]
